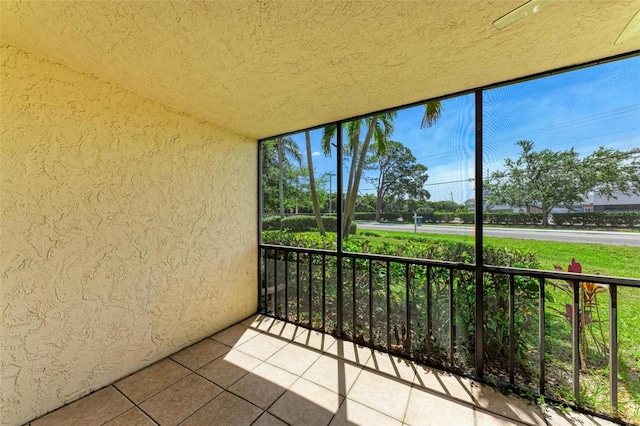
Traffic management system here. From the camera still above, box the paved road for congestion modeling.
[357,222,640,247]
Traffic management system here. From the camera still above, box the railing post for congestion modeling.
[284,251,289,320]
[539,277,546,395]
[336,122,344,336]
[406,263,411,354]
[386,261,391,351]
[449,268,455,365]
[474,89,484,378]
[509,275,515,385]
[572,279,580,405]
[609,283,618,409]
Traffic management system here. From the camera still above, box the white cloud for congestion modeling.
[312,151,321,156]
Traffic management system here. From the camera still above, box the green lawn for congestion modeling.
[356,229,640,279]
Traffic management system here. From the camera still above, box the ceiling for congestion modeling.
[1,1,639,140]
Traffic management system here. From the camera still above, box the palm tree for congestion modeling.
[305,131,326,235]
[321,101,442,238]
[265,137,302,218]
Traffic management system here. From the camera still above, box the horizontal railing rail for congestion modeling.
[259,243,639,421]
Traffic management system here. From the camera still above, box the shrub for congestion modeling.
[458,212,474,224]
[434,212,454,223]
[262,216,282,231]
[278,215,357,233]
[551,211,640,228]
[483,213,542,225]
[354,212,404,221]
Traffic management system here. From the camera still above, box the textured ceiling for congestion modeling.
[1,1,639,140]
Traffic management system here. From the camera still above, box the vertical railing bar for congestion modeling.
[262,248,268,313]
[284,252,289,320]
[572,279,580,405]
[257,142,264,313]
[369,259,373,344]
[474,89,485,379]
[322,253,326,331]
[449,268,455,365]
[274,249,278,318]
[539,277,546,395]
[352,257,357,339]
[386,261,391,351]
[609,283,618,409]
[296,252,300,323]
[336,122,344,336]
[406,263,411,354]
[309,254,313,328]
[509,274,516,385]
[426,265,432,356]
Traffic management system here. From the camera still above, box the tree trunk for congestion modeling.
[306,131,325,235]
[375,190,383,222]
[542,209,551,227]
[277,138,285,218]
[343,115,378,237]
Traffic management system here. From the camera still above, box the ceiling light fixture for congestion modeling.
[493,0,557,30]
[615,9,640,45]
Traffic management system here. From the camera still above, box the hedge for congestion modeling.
[354,212,404,221]
[262,215,357,233]
[483,213,543,225]
[551,212,640,227]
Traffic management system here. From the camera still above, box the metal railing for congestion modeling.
[259,243,640,419]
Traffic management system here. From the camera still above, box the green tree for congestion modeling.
[322,102,441,237]
[485,140,640,226]
[274,137,302,217]
[368,141,430,221]
[305,131,325,235]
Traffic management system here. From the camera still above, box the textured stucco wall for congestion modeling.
[0,42,257,425]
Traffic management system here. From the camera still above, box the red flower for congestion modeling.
[567,258,582,274]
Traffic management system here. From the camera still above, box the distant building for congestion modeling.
[481,190,640,213]
[586,191,640,212]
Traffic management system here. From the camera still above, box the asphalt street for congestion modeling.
[357,222,640,247]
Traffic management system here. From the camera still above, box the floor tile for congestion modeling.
[260,319,305,341]
[324,340,373,366]
[139,374,222,426]
[475,409,526,425]
[228,363,297,409]
[103,407,156,425]
[365,351,416,383]
[242,314,279,331]
[347,369,412,421]
[234,332,289,361]
[302,354,363,396]
[197,349,262,388]
[253,412,289,426]
[294,328,338,352]
[114,358,190,404]
[412,364,477,405]
[180,391,263,426]
[211,324,262,348]
[269,378,343,426]
[170,338,230,370]
[31,386,132,426]
[266,342,322,376]
[472,384,545,425]
[404,386,475,426]
[329,398,402,426]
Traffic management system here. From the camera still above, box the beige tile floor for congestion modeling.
[30,315,621,426]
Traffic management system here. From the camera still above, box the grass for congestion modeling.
[355,229,640,279]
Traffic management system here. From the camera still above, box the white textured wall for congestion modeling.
[0,43,257,425]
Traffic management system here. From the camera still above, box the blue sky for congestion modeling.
[289,55,639,203]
